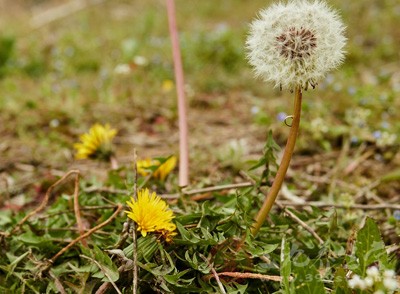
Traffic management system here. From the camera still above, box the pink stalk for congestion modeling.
[166,0,189,187]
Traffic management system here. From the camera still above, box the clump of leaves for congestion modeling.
[0,163,397,293]
[0,35,15,77]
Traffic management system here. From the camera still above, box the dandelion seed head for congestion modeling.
[246,0,346,90]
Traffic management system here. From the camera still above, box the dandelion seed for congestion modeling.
[73,123,117,160]
[246,0,346,90]
[125,189,176,240]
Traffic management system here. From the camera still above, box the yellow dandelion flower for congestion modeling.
[125,189,176,239]
[73,123,117,160]
[136,156,177,181]
[162,79,174,93]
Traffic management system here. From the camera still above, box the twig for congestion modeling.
[45,204,123,269]
[80,255,122,294]
[200,254,226,294]
[328,138,350,199]
[277,200,400,210]
[83,186,129,194]
[36,205,118,220]
[281,184,305,204]
[183,182,253,195]
[30,0,107,29]
[72,171,87,247]
[276,203,324,245]
[210,271,284,282]
[11,170,80,235]
[343,149,374,175]
[95,265,125,294]
[48,270,67,294]
[166,0,189,187]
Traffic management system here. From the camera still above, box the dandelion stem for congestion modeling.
[251,87,302,236]
[166,0,189,187]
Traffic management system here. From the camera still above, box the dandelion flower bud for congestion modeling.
[246,0,346,90]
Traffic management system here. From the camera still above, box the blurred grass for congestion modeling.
[0,0,399,187]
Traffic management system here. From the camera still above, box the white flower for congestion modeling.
[376,131,397,147]
[348,275,365,289]
[383,276,398,291]
[383,270,396,278]
[246,0,346,90]
[114,64,131,75]
[133,55,148,66]
[364,276,374,287]
[366,266,380,279]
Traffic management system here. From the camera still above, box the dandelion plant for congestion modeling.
[125,188,177,242]
[246,0,346,235]
[74,123,117,161]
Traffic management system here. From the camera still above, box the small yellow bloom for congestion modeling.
[125,189,176,239]
[73,123,117,160]
[162,79,174,93]
[136,156,177,181]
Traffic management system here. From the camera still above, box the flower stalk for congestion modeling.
[166,0,189,187]
[251,87,302,236]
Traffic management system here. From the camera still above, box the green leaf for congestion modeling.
[124,235,159,262]
[81,246,119,282]
[352,217,389,276]
[333,268,352,294]
[280,238,292,294]
[245,241,279,258]
[184,251,210,274]
[174,222,202,244]
[5,251,30,280]
[17,231,52,245]
[164,269,195,287]
[248,130,279,186]
[380,168,400,182]
[292,254,325,294]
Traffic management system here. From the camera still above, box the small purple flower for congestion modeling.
[372,130,382,139]
[347,86,356,95]
[277,112,287,122]
[350,136,359,144]
[381,121,390,129]
[394,210,400,221]
[251,106,260,114]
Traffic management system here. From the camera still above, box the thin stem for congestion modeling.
[132,150,138,294]
[251,87,303,236]
[166,0,189,187]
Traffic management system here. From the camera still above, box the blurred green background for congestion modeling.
[0,0,399,195]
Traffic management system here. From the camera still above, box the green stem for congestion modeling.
[251,87,303,236]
